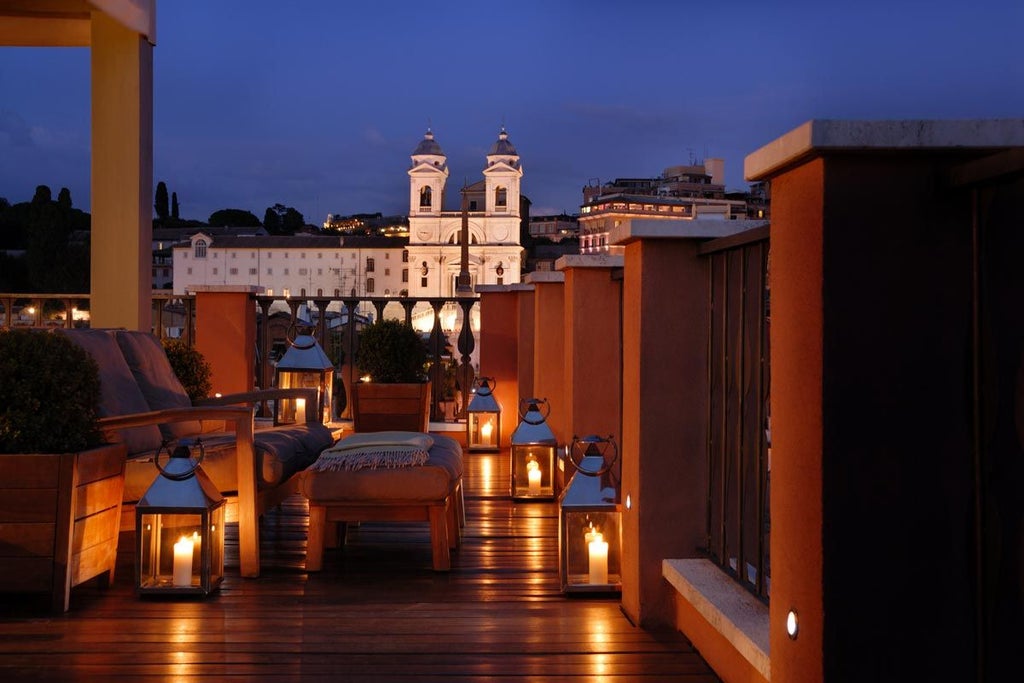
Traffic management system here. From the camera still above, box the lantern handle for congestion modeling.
[567,435,618,476]
[285,320,318,350]
[518,397,550,424]
[474,376,495,394]
[153,439,206,482]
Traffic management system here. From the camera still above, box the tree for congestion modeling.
[263,206,281,233]
[207,208,261,227]
[171,191,179,220]
[155,181,169,220]
[57,187,72,211]
[283,207,305,233]
[32,185,52,205]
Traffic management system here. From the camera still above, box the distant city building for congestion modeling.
[322,213,409,237]
[406,127,526,293]
[172,233,408,298]
[153,225,267,289]
[578,159,768,254]
[529,214,579,243]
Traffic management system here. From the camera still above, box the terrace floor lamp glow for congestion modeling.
[509,398,557,501]
[558,435,622,594]
[136,439,225,596]
[274,325,334,425]
[466,376,501,452]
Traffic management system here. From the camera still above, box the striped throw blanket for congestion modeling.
[310,431,434,472]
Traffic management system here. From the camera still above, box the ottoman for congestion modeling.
[298,432,464,571]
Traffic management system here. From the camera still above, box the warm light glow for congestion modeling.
[588,538,609,584]
[360,374,372,383]
[527,458,541,493]
[214,392,222,398]
[786,610,799,639]
[625,494,632,510]
[295,397,306,422]
[173,536,194,587]
[480,419,494,445]
[26,306,35,315]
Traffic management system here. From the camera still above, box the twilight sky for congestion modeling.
[1,0,1022,223]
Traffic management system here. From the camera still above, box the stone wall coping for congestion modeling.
[555,254,624,271]
[609,218,768,246]
[745,118,1024,181]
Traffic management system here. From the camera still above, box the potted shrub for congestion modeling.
[351,318,431,432]
[0,328,126,612]
[162,337,213,403]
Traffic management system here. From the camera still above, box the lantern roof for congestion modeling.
[138,444,224,510]
[560,455,619,507]
[510,400,556,445]
[277,333,333,371]
[467,387,501,412]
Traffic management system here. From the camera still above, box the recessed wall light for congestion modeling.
[786,610,799,640]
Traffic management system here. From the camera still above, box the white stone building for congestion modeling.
[172,234,409,299]
[405,128,525,295]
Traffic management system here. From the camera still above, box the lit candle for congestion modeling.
[588,537,609,585]
[173,536,194,587]
[295,398,306,423]
[527,459,541,493]
[480,419,494,446]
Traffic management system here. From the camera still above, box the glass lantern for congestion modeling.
[466,376,501,452]
[136,439,225,596]
[274,326,334,425]
[510,398,557,501]
[559,435,622,593]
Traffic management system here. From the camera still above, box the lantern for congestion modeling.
[558,435,621,593]
[136,439,225,596]
[274,325,334,425]
[466,376,501,452]
[509,398,557,500]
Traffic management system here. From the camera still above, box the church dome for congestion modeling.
[489,128,517,156]
[413,129,445,157]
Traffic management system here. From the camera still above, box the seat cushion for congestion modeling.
[114,330,202,440]
[57,329,163,456]
[122,423,335,502]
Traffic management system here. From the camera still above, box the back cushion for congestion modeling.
[57,329,163,455]
[114,330,203,439]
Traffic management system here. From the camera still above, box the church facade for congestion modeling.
[405,128,525,297]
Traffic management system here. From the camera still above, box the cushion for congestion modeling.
[57,329,163,456]
[114,330,202,439]
[121,422,334,502]
[309,431,434,472]
[299,435,464,502]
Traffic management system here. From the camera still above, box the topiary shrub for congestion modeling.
[161,338,213,403]
[355,318,428,383]
[0,328,102,453]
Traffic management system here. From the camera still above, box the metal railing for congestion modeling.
[699,225,771,602]
[1,291,479,425]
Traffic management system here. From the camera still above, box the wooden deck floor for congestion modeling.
[0,449,721,682]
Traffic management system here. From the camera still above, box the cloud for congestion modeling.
[0,110,34,147]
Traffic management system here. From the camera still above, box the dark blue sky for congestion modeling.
[2,0,1022,223]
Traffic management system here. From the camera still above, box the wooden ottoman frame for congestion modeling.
[305,480,463,571]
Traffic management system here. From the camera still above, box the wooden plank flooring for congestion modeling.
[0,449,721,682]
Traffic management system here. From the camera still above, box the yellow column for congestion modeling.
[90,12,153,331]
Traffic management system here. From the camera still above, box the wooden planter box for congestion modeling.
[351,381,431,433]
[0,443,127,612]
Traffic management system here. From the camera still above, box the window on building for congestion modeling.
[385,268,390,276]
[470,200,478,211]
[402,250,409,263]
[284,268,289,275]
[229,267,238,275]
[267,268,273,275]
[495,187,507,208]
[420,186,432,207]
[187,267,193,275]
[298,268,308,276]
[300,288,306,297]
[212,267,219,275]
[249,268,257,275]
[231,252,236,259]
[366,278,375,293]
[283,288,290,298]
[266,289,274,296]
[194,240,207,258]
[421,277,428,288]
[366,258,375,272]
[402,269,409,283]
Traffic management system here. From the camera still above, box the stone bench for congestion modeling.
[298,433,464,571]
